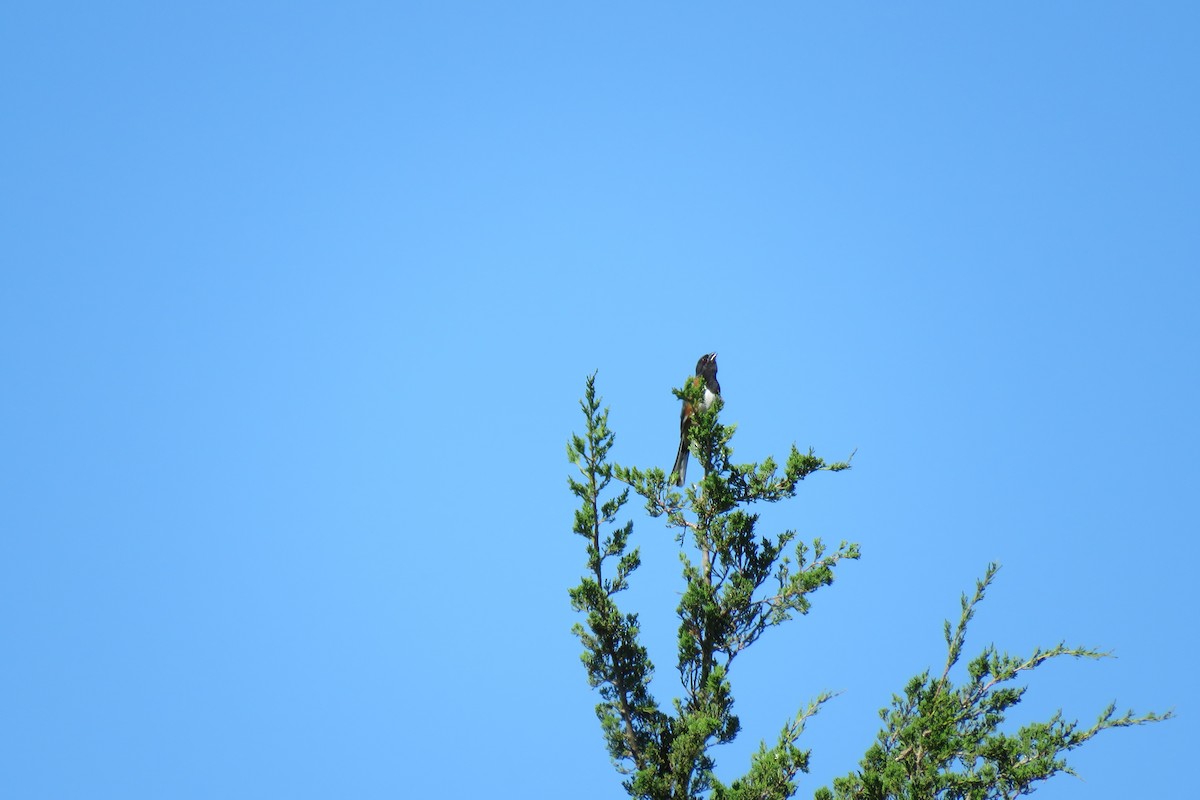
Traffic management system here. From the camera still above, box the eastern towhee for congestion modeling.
[671,352,721,486]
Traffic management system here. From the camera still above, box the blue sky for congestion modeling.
[2,3,1196,798]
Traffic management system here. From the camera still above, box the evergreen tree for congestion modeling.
[817,563,1170,800]
[567,373,1168,800]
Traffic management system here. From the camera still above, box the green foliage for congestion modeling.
[815,564,1173,800]
[569,372,857,799]
[568,374,668,781]
[568,373,1168,800]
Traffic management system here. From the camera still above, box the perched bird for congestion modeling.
[671,352,721,486]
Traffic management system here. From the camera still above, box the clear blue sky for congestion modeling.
[3,3,1196,798]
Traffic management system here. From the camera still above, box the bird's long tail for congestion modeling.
[671,437,688,486]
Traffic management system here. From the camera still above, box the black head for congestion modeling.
[695,352,718,378]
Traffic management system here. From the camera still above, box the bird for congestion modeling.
[671,352,721,486]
